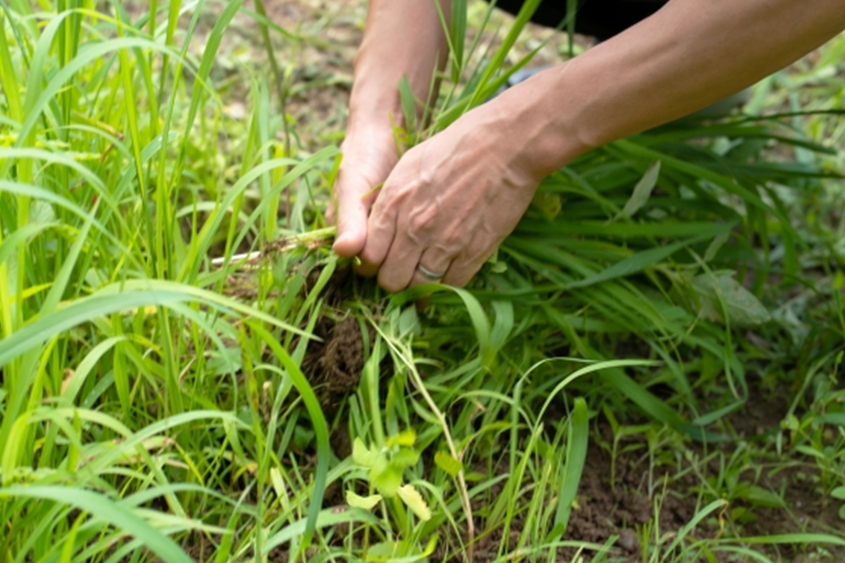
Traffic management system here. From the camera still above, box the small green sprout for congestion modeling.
[347,429,432,521]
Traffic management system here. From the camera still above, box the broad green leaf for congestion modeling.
[434,451,463,477]
[371,463,402,499]
[398,306,420,338]
[814,413,845,427]
[397,484,431,522]
[832,486,845,501]
[397,283,494,365]
[390,448,420,469]
[345,490,381,511]
[449,0,467,81]
[398,76,418,145]
[250,325,330,551]
[692,271,771,326]
[0,282,309,370]
[29,200,55,224]
[366,541,411,561]
[352,438,377,467]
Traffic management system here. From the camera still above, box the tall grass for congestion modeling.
[0,1,843,562]
[0,1,343,559]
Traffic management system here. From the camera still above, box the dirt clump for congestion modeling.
[302,310,368,418]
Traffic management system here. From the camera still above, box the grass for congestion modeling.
[1,1,844,562]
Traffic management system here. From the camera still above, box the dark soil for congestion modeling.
[460,438,707,563]
[438,411,845,563]
[557,445,699,562]
[302,314,365,414]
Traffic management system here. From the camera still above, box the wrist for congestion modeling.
[486,66,595,179]
[342,115,396,151]
[340,120,399,178]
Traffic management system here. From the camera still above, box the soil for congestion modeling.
[457,435,707,563]
[233,0,362,151]
[467,444,843,562]
[557,446,697,562]
[302,313,365,410]
[744,467,845,562]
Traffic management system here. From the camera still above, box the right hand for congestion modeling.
[328,124,399,258]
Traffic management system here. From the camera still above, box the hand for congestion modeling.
[356,103,544,291]
[329,124,399,258]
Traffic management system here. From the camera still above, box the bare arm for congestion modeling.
[347,0,450,135]
[330,1,450,256]
[509,0,845,176]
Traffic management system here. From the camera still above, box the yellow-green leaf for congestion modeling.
[391,448,420,468]
[386,428,416,448]
[345,490,382,511]
[397,484,431,521]
[434,451,463,477]
[352,438,376,467]
[371,464,401,498]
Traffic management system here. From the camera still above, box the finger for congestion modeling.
[356,198,398,278]
[377,233,424,292]
[441,236,501,288]
[409,246,456,287]
[441,257,484,288]
[332,172,374,258]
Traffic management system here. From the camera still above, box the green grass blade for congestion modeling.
[0,486,193,563]
[553,396,588,536]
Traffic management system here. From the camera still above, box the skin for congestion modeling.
[329,0,845,292]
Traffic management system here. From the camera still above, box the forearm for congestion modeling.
[496,0,845,177]
[348,0,451,136]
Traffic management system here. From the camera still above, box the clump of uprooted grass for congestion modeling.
[2,1,845,562]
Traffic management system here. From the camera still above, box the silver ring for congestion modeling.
[417,264,445,280]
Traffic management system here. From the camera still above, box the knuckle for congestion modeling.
[407,204,438,241]
[435,227,468,256]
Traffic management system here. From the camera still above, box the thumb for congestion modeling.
[332,175,370,258]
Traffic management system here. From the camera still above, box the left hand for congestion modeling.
[355,103,544,291]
